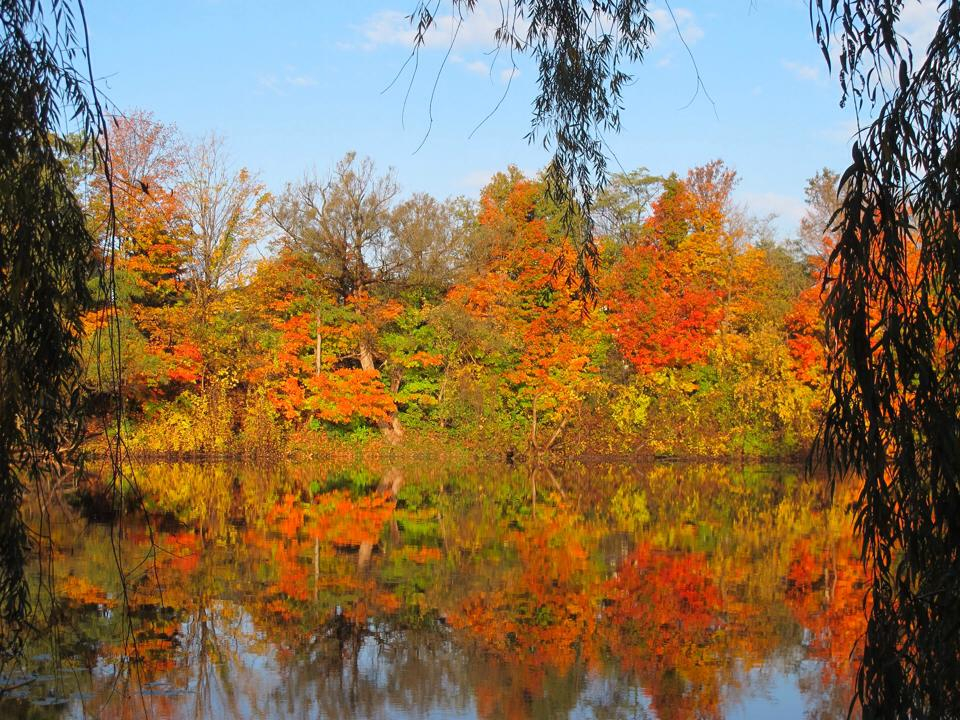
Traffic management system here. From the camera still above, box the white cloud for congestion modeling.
[899,0,941,52]
[356,10,414,49]
[356,1,517,52]
[782,59,820,82]
[459,169,496,194]
[256,73,282,95]
[451,55,518,83]
[286,74,317,88]
[650,5,704,48]
[256,67,318,96]
[465,60,489,76]
[739,191,807,229]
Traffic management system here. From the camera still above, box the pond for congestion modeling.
[0,461,864,719]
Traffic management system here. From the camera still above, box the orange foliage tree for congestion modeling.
[85,111,200,399]
[446,175,605,449]
[605,162,742,373]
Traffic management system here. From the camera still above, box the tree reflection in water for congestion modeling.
[0,462,864,719]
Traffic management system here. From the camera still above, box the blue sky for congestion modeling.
[84,1,941,237]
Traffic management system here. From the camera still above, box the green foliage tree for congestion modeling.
[593,169,663,245]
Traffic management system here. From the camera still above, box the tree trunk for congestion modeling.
[359,335,404,441]
[358,336,375,372]
[315,312,322,377]
[378,468,403,497]
[388,414,404,439]
[358,541,373,570]
[313,536,319,602]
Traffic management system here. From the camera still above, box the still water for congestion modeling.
[1,461,863,719]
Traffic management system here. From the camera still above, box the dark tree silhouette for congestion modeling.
[812,1,960,716]
[0,0,111,656]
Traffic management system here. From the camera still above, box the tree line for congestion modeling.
[76,111,837,460]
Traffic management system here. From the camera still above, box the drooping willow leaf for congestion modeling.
[409,0,656,298]
[812,1,960,716]
[0,0,111,655]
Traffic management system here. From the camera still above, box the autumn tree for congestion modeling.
[181,134,266,319]
[600,161,819,455]
[110,118,186,306]
[605,163,738,374]
[81,112,201,398]
[388,193,473,297]
[270,153,409,434]
[444,173,605,450]
[785,169,840,393]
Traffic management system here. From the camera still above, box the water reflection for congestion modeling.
[0,462,865,719]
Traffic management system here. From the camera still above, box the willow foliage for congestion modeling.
[812,1,960,716]
[409,0,656,295]
[0,0,108,655]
